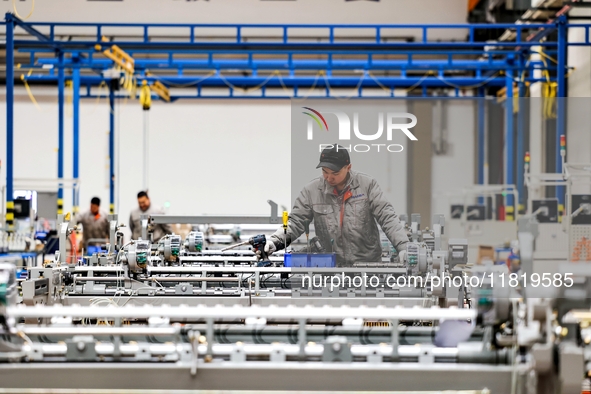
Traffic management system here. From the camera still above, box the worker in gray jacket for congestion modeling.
[76,197,110,251]
[129,191,173,242]
[264,144,408,266]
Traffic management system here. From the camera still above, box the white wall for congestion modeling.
[431,100,475,218]
[0,88,291,238]
[1,89,477,237]
[567,7,591,98]
[567,13,591,170]
[3,0,468,39]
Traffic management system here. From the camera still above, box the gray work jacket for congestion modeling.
[129,205,172,242]
[75,210,110,249]
[271,171,408,266]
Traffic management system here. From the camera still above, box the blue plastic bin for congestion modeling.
[87,246,104,255]
[284,253,336,268]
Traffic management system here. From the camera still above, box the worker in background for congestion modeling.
[76,197,110,251]
[262,144,409,266]
[129,191,172,242]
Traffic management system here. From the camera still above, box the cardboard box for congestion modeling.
[477,245,495,265]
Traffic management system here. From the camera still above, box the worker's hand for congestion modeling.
[255,239,277,260]
[264,239,277,254]
[398,249,407,264]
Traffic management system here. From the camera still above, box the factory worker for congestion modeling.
[76,197,110,251]
[129,191,173,242]
[262,144,409,266]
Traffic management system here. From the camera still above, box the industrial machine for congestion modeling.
[445,184,519,261]
[2,246,591,393]
[17,211,473,311]
[3,205,591,393]
[8,198,588,393]
[525,153,591,276]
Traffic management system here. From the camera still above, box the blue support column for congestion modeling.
[556,15,567,210]
[109,84,115,214]
[57,52,65,216]
[5,13,14,230]
[505,67,515,220]
[72,56,81,216]
[477,87,485,206]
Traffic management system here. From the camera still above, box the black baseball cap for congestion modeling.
[316,144,351,172]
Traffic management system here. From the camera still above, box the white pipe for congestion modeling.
[19,327,180,336]
[8,305,476,321]
[27,343,460,359]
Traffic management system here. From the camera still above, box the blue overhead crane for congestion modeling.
[2,13,589,227]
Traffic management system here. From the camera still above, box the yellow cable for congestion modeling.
[275,72,292,95]
[130,75,137,99]
[280,71,325,101]
[366,71,393,95]
[152,71,216,87]
[405,71,437,92]
[65,80,73,118]
[217,70,280,94]
[322,71,367,101]
[540,50,555,119]
[435,71,501,90]
[21,78,44,110]
[538,54,551,84]
[123,71,129,91]
[514,87,519,114]
[13,0,34,20]
[534,49,558,65]
[367,70,500,95]
[83,81,110,116]
[542,81,557,119]
[20,69,43,111]
[532,48,556,118]
[139,81,151,110]
[215,69,325,99]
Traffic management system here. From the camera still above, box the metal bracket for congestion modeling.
[140,214,149,240]
[322,336,352,363]
[149,200,281,225]
[270,343,286,363]
[175,283,193,295]
[230,343,246,363]
[108,214,118,254]
[391,319,399,362]
[187,330,199,375]
[366,347,382,364]
[418,344,435,364]
[267,200,279,224]
[65,336,96,362]
[135,343,151,361]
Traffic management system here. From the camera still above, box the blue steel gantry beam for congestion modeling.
[8,21,563,45]
[11,19,570,101]
[556,15,568,211]
[20,74,553,99]
[505,66,515,221]
[5,14,14,229]
[109,83,115,215]
[57,51,65,216]
[26,52,557,72]
[72,56,81,216]
[477,88,486,205]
